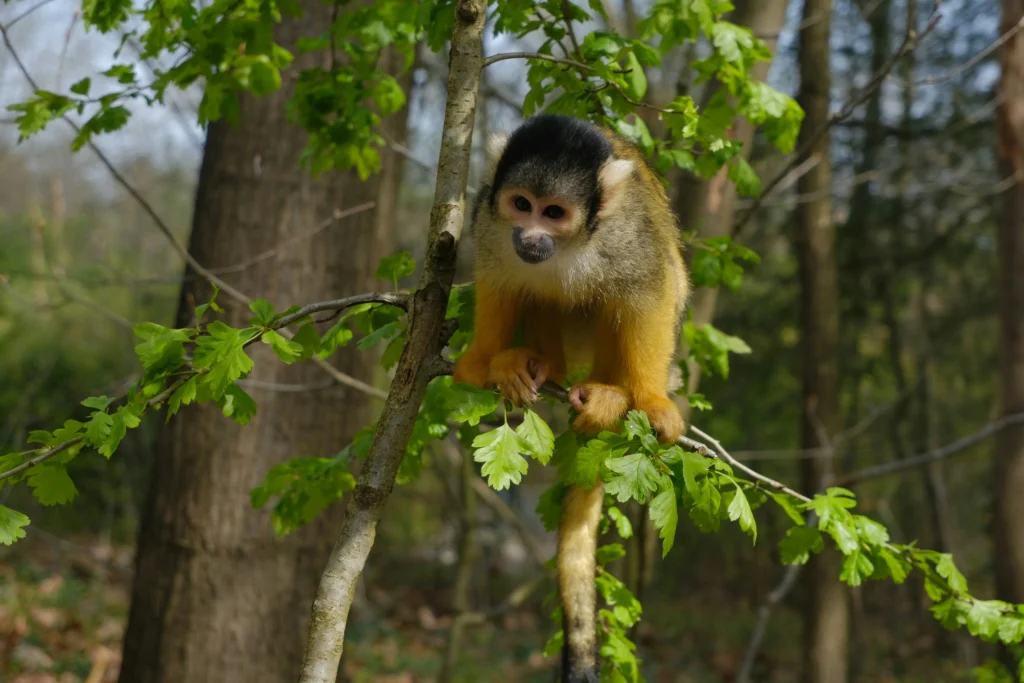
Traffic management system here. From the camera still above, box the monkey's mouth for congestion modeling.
[512,228,555,264]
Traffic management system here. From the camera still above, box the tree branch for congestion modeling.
[0,293,403,482]
[838,413,1024,485]
[297,3,487,681]
[732,6,942,238]
[1,22,382,402]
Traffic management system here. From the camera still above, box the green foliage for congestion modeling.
[0,505,30,546]
[683,320,752,380]
[689,236,761,291]
[4,3,1021,679]
[250,456,357,535]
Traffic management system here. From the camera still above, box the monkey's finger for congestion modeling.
[527,357,549,389]
[569,385,589,412]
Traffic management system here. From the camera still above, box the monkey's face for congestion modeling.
[494,186,584,264]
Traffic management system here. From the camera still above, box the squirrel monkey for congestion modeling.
[453,114,690,682]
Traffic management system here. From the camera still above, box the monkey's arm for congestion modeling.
[614,293,684,444]
[452,278,521,387]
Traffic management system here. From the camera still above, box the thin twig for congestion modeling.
[1,25,384,400]
[838,413,1024,485]
[688,426,812,503]
[0,376,189,481]
[915,15,1024,85]
[735,564,802,683]
[0,22,249,304]
[1,0,61,30]
[732,7,942,238]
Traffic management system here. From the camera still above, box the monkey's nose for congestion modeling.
[512,227,555,264]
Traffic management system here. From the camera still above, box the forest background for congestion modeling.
[0,0,1022,682]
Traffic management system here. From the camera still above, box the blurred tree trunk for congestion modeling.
[673,0,790,420]
[994,0,1024,619]
[794,1,848,682]
[117,4,408,681]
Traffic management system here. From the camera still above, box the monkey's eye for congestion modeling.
[542,205,565,220]
[513,196,532,212]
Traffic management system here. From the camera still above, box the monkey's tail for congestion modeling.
[558,482,604,683]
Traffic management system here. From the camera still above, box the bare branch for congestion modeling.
[735,564,802,683]
[838,413,1024,485]
[298,3,487,681]
[0,376,189,481]
[732,6,942,238]
[915,15,1024,86]
[688,426,812,503]
[0,26,381,400]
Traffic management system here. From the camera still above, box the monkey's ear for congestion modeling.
[597,158,635,218]
[485,132,510,179]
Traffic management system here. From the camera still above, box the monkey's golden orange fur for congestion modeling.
[453,114,689,682]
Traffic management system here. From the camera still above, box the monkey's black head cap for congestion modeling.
[490,114,613,228]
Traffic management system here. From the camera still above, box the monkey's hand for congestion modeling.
[632,394,684,444]
[569,383,630,435]
[453,349,492,389]
[489,348,549,406]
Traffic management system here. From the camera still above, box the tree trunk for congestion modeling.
[794,0,848,682]
[995,0,1024,618]
[117,4,407,681]
[674,0,790,420]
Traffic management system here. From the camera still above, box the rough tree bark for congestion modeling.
[297,2,486,681]
[794,1,849,682]
[117,3,408,681]
[994,0,1024,619]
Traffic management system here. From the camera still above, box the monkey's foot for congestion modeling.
[489,348,549,405]
[453,349,492,388]
[633,394,684,444]
[569,383,630,435]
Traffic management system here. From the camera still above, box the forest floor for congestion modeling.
[0,534,979,683]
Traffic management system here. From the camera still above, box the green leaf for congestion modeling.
[447,383,499,426]
[0,505,30,545]
[69,78,92,96]
[249,298,276,326]
[251,457,356,536]
[607,506,634,539]
[623,51,647,100]
[877,548,911,584]
[28,465,78,505]
[262,329,304,364]
[853,515,890,547]
[726,481,757,542]
[517,409,555,464]
[771,493,806,525]
[936,553,969,594]
[727,156,760,197]
[472,424,530,491]
[597,543,627,566]
[998,612,1024,644]
[537,481,567,532]
[220,384,258,425]
[167,377,198,417]
[650,486,678,557]
[375,251,416,283]
[84,410,114,449]
[966,600,1004,640]
[193,321,256,399]
[711,21,754,63]
[81,396,113,410]
[133,322,192,374]
[372,76,407,116]
[356,320,402,351]
[779,526,824,565]
[604,453,661,504]
[840,550,875,587]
